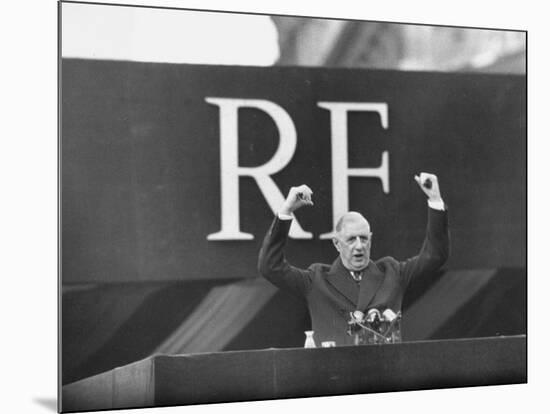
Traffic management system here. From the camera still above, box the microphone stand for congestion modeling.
[348,312,402,345]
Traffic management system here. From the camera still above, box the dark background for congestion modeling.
[61,60,526,384]
[62,59,526,284]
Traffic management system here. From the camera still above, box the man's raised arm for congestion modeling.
[258,185,314,297]
[400,172,450,284]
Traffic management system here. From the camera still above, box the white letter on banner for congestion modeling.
[318,102,390,240]
[206,98,312,240]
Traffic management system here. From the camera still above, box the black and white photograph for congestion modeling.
[58,1,528,412]
[57,1,529,412]
[3,1,547,414]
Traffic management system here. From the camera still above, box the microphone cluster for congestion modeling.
[347,308,402,344]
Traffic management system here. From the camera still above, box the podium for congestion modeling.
[62,335,526,412]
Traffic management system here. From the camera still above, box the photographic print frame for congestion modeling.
[58,1,527,413]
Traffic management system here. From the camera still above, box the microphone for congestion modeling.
[352,310,364,322]
[366,308,382,330]
[382,309,397,322]
[366,308,381,323]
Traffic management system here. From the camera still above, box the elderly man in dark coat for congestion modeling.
[258,173,450,346]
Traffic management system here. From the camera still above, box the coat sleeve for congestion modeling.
[258,216,313,297]
[399,207,450,286]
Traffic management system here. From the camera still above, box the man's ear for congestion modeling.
[332,237,340,252]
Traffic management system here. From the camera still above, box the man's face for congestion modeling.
[333,216,372,271]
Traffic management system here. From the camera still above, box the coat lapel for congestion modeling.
[324,257,359,309]
[356,260,386,311]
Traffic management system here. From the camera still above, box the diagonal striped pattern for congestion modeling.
[62,268,525,385]
[153,279,277,355]
[403,269,497,341]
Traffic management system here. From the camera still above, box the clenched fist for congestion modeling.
[280,185,314,216]
[414,172,443,204]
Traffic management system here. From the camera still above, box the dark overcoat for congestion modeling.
[258,208,449,346]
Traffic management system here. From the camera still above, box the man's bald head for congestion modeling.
[335,211,371,235]
[333,212,373,272]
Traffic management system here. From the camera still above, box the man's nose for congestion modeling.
[352,237,363,249]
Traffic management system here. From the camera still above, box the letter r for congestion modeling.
[206,98,312,240]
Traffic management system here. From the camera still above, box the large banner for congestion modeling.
[62,59,525,283]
